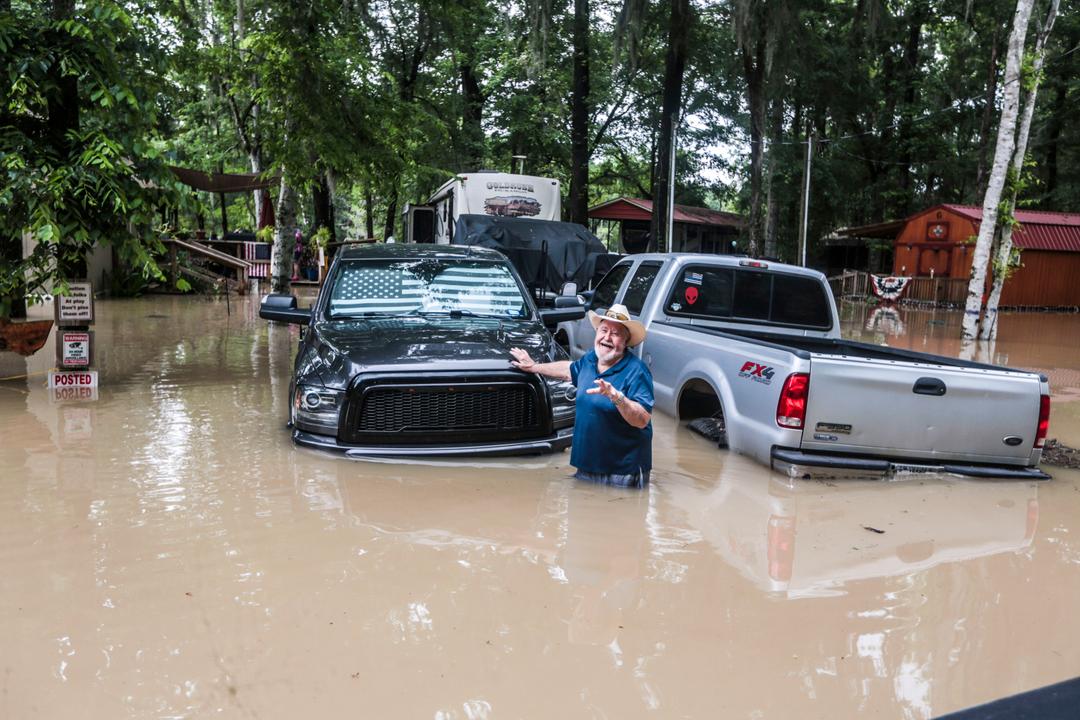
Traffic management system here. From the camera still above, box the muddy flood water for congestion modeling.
[2,296,1079,719]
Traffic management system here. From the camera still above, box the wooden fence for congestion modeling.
[828,270,968,306]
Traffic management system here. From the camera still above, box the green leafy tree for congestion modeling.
[0,0,184,317]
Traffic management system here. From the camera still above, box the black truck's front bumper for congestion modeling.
[771,447,1051,480]
[294,426,574,458]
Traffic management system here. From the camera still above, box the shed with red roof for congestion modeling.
[588,197,744,255]
[840,204,1080,307]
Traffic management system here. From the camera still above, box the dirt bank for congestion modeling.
[1042,439,1080,469]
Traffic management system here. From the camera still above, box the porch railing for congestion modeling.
[828,270,968,306]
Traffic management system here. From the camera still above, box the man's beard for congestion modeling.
[595,339,623,365]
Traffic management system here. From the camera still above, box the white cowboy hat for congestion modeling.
[588,304,647,347]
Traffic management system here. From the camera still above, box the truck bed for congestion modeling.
[661,322,1048,475]
[712,327,1044,378]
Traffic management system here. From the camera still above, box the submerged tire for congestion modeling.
[687,416,728,449]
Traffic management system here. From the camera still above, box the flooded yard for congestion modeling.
[2,296,1079,718]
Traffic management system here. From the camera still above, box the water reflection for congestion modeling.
[2,295,1080,719]
[665,467,1039,598]
[562,484,649,648]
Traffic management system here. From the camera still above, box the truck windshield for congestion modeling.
[326,259,529,319]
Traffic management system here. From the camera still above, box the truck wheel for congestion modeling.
[687,415,728,449]
[678,380,727,449]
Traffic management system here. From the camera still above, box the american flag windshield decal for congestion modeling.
[327,259,527,318]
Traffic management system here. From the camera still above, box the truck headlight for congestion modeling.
[294,385,343,434]
[546,378,577,429]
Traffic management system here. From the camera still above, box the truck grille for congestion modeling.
[344,376,546,444]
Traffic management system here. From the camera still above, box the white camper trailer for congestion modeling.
[403,172,562,244]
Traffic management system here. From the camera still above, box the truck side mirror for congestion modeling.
[539,306,586,328]
[260,294,311,325]
[559,281,578,297]
[554,295,584,308]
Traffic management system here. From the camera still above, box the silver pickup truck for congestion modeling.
[556,254,1051,480]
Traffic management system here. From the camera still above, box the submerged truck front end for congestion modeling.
[261,244,582,457]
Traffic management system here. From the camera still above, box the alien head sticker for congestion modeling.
[685,286,699,305]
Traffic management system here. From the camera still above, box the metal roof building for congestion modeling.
[839,204,1080,307]
[588,197,744,255]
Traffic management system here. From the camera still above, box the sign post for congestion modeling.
[50,281,98,399]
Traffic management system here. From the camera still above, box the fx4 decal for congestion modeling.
[738,360,775,385]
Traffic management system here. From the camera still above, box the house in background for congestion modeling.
[588,197,743,255]
[838,204,1080,307]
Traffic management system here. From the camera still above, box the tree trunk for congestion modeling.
[271,178,296,294]
[1043,75,1066,201]
[0,236,25,318]
[980,0,1059,340]
[763,99,782,259]
[961,0,1035,341]
[460,61,485,171]
[383,193,397,241]
[312,171,336,242]
[568,0,591,225]
[364,186,375,240]
[741,41,766,257]
[896,7,926,215]
[974,31,1001,198]
[249,148,264,230]
[650,0,690,254]
[48,0,78,153]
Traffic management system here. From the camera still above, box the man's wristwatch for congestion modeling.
[613,391,625,407]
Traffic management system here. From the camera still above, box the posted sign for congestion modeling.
[49,370,98,389]
[56,282,94,325]
[49,372,99,402]
[58,330,92,368]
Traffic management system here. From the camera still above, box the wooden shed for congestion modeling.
[842,204,1080,307]
[589,197,743,255]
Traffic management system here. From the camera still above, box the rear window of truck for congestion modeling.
[664,266,832,329]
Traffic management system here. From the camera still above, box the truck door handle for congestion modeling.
[913,377,946,396]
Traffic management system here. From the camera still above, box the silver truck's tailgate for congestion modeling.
[801,356,1042,465]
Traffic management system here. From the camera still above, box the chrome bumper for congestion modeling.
[771,447,1051,480]
[293,426,574,458]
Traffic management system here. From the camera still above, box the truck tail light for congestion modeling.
[1035,394,1050,448]
[776,373,810,429]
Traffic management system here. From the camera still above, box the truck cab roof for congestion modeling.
[619,253,828,281]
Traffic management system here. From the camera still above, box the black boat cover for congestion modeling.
[452,214,616,293]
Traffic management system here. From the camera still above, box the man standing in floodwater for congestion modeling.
[510,304,654,488]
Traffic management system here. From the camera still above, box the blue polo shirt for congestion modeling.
[569,350,654,475]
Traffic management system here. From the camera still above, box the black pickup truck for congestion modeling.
[259,244,584,456]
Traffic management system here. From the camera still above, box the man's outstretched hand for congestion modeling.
[510,347,538,372]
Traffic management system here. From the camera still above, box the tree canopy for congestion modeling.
[2,0,1078,313]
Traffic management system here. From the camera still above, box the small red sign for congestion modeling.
[685,286,699,305]
[58,330,91,368]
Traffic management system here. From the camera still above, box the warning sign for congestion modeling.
[58,330,92,368]
[55,282,94,325]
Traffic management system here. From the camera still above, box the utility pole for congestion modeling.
[799,133,813,267]
[666,122,677,253]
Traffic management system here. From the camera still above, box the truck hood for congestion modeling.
[311,316,558,380]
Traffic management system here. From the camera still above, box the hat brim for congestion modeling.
[588,310,647,347]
